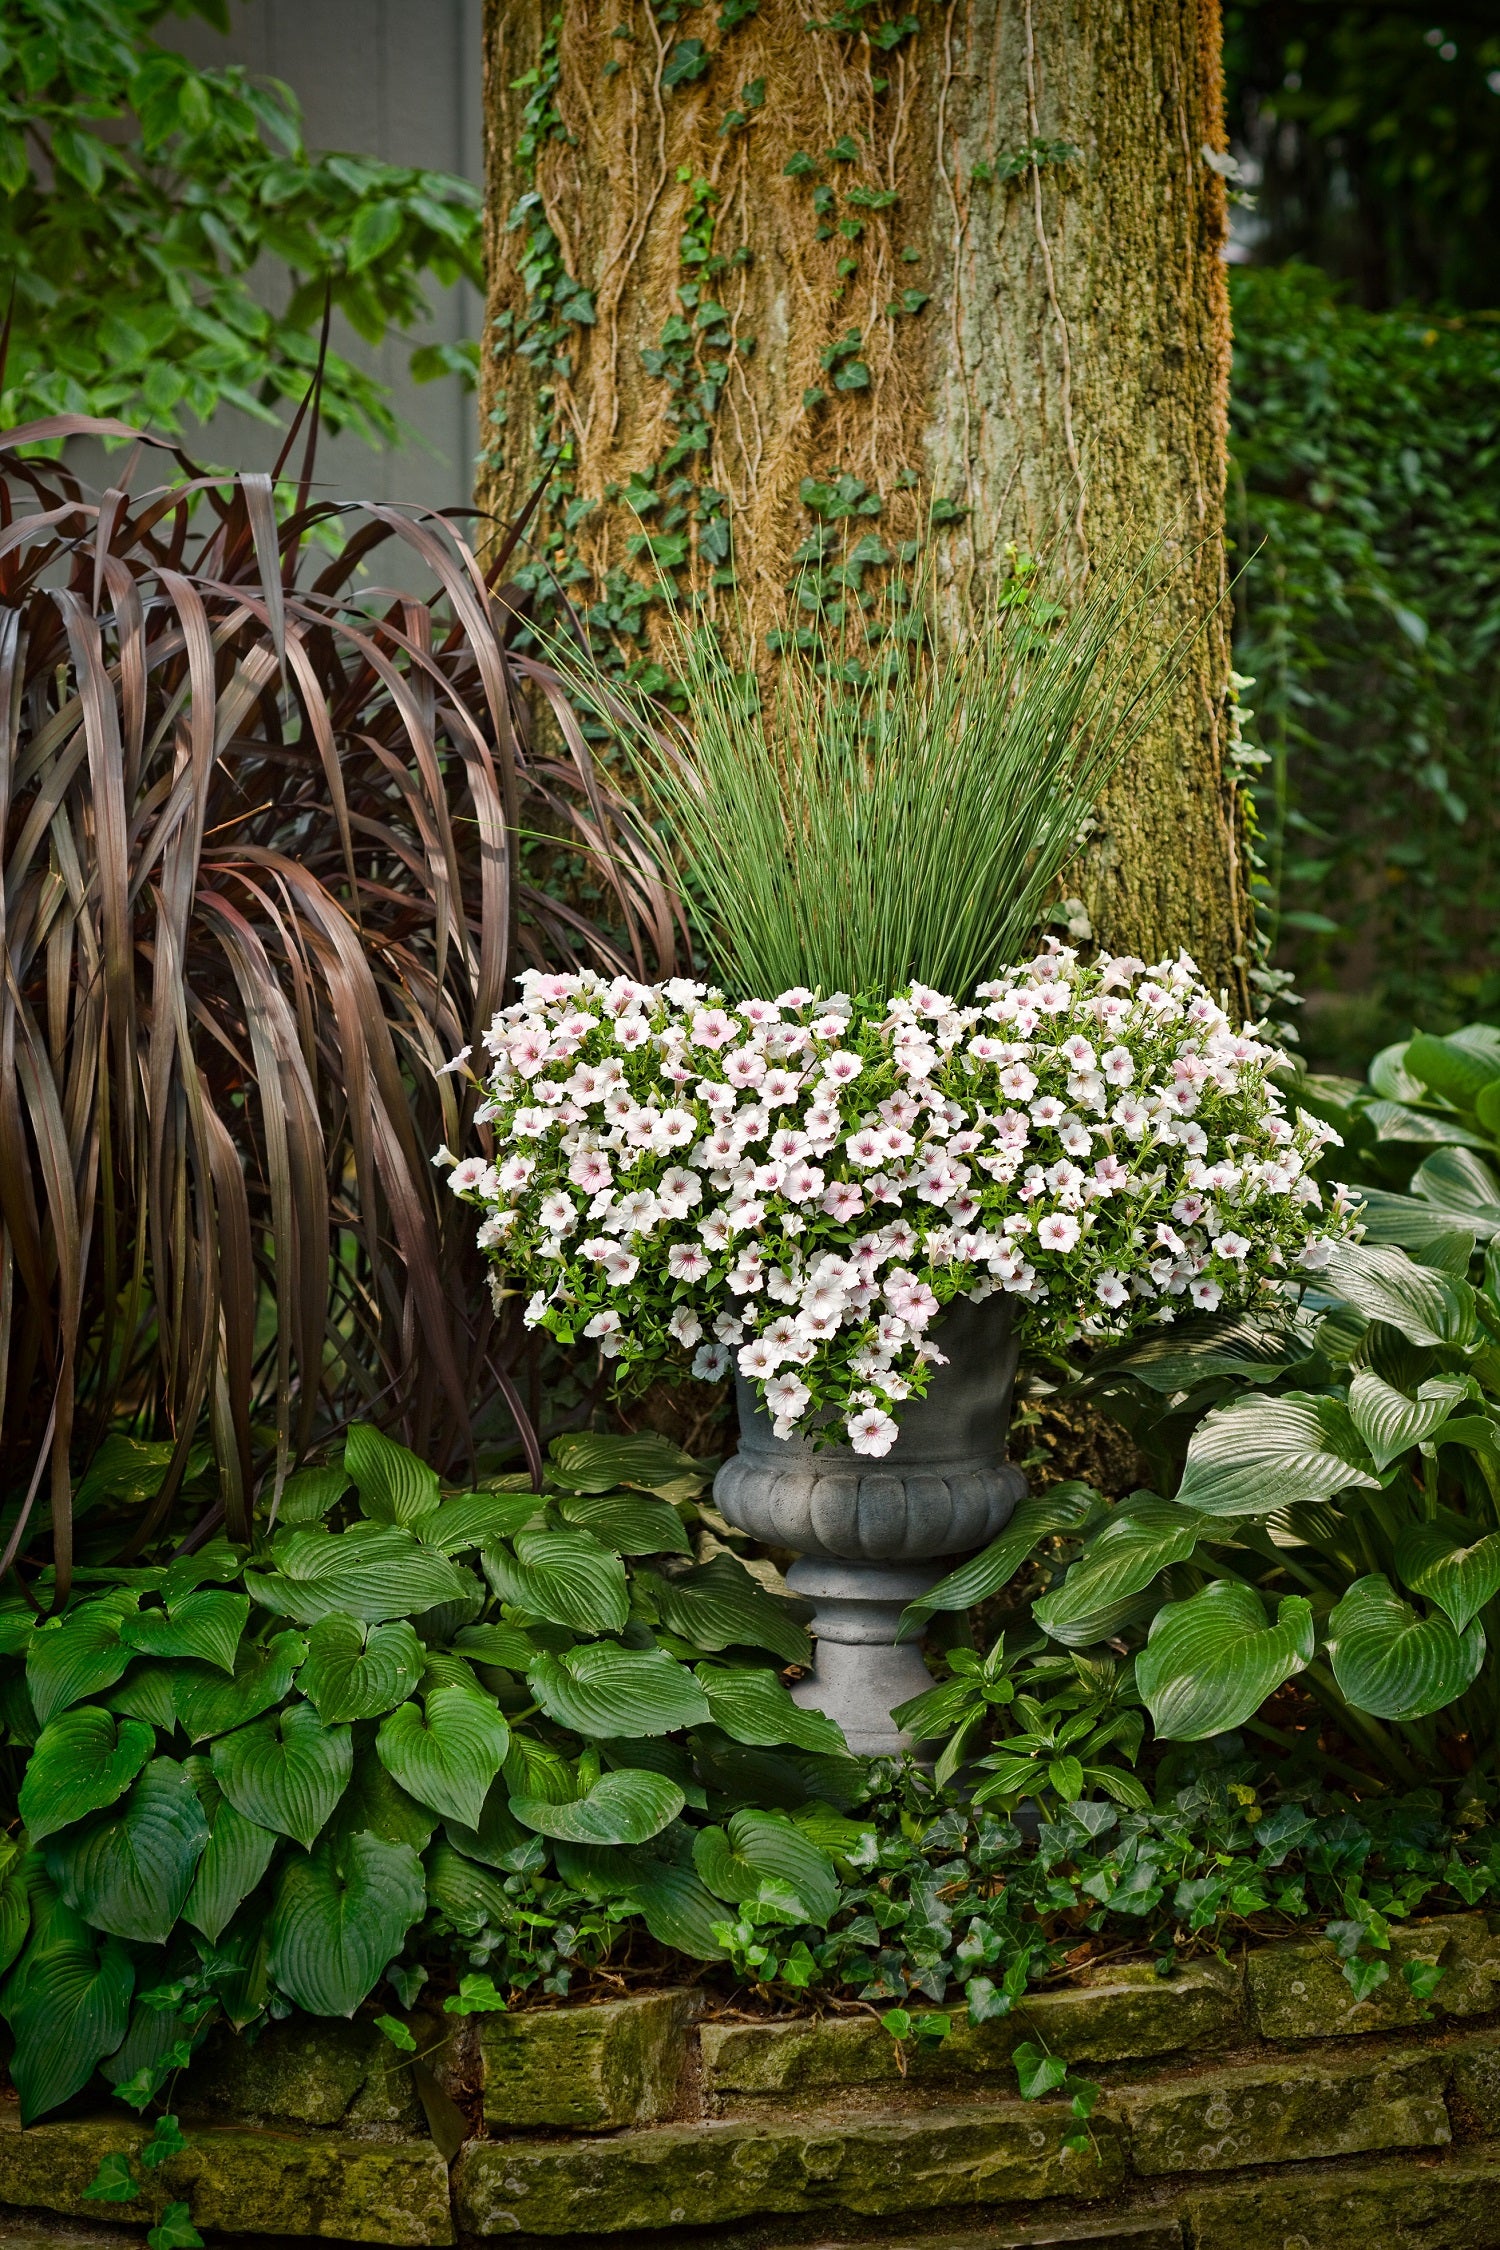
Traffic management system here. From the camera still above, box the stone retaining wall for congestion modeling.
[9,1914,1500,2247]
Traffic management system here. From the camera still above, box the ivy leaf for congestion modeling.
[695,1665,847,1754]
[3,1912,134,2123]
[1136,1582,1315,1740]
[44,1760,209,1944]
[83,2151,140,2203]
[343,1423,440,1527]
[510,1768,683,1846]
[1326,1574,1485,1721]
[175,1630,307,1741]
[267,1831,426,2017]
[526,1644,710,1738]
[210,1702,353,1848]
[147,2200,204,2250]
[482,1528,629,1635]
[119,1590,249,1675]
[376,1686,509,1829]
[445,1971,508,2014]
[1013,2040,1068,2100]
[297,1615,425,1722]
[662,37,711,88]
[375,2013,417,2051]
[897,1484,1097,1639]
[1175,1393,1380,1516]
[19,1709,155,1845]
[1396,1521,1500,1633]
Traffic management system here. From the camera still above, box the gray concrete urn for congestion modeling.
[713,1294,1026,1756]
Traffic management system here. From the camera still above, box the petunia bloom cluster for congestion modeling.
[442,944,1352,1456]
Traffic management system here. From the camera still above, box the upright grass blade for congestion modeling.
[0,419,680,1593]
[555,549,1205,999]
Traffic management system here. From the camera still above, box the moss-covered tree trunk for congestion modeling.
[479,0,1248,1003]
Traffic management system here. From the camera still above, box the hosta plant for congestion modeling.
[448,943,1350,1456]
[0,1428,865,2123]
[912,1224,1500,1794]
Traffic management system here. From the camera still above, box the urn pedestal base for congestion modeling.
[713,1296,1026,1761]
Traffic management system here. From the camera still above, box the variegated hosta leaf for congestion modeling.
[1327,1574,1484,1721]
[1396,1523,1500,1634]
[1034,1497,1214,1642]
[1319,1240,1477,1350]
[1175,1394,1379,1517]
[1347,1370,1466,1471]
[1412,1146,1500,1240]
[1135,1582,1315,1741]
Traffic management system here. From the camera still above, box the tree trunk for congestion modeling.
[479,0,1248,1004]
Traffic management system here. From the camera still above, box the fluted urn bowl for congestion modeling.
[714,1294,1026,1755]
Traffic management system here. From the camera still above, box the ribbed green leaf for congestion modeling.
[2,1916,133,2123]
[897,1484,1098,1639]
[482,1528,629,1635]
[1327,1573,1485,1720]
[511,1768,683,1845]
[102,1661,180,1731]
[1320,1241,1477,1350]
[554,1491,692,1555]
[423,1841,511,1932]
[119,1590,249,1675]
[451,1623,539,1672]
[1076,1311,1315,1393]
[275,1467,350,1524]
[175,1630,307,1741]
[445,1781,548,1874]
[1354,1189,1478,1272]
[0,1845,31,1979]
[1411,1146,1500,1239]
[527,1644,710,1738]
[19,1709,155,1845]
[1176,1394,1379,1516]
[1396,1522,1500,1633]
[376,1686,509,1829]
[1136,1583,1315,1740]
[210,1702,353,1848]
[1407,1030,1500,1108]
[1366,1099,1490,1149]
[696,1665,847,1754]
[344,1423,440,1528]
[44,1761,208,1944]
[1348,1370,1466,1471]
[297,1616,425,1723]
[329,1741,437,1851]
[267,1832,426,2016]
[26,1603,135,1727]
[646,1553,812,1665]
[423,1492,542,1554]
[692,1809,838,1925]
[1034,1498,1210,1643]
[626,1862,730,1958]
[246,1525,474,1626]
[181,1787,277,1945]
[547,1431,708,1496]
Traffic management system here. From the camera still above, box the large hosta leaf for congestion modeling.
[1327,1573,1485,1720]
[1354,1189,1478,1274]
[445,1782,548,1874]
[555,1490,692,1555]
[1348,1370,1467,1472]
[1412,1146,1500,1240]
[424,1491,542,1555]
[267,1831,425,2016]
[1034,1498,1211,1643]
[527,1644,710,1738]
[1176,1393,1378,1516]
[44,1761,208,1943]
[482,1528,629,1635]
[26,1602,136,1727]
[696,1666,847,1754]
[19,1709,154,1845]
[211,1702,353,1848]
[3,1911,133,2122]
[1396,1522,1500,1634]
[897,1484,1098,1639]
[692,1809,838,1924]
[1406,1029,1500,1109]
[175,1630,307,1741]
[376,1686,509,1829]
[1136,1582,1315,1740]
[330,1742,437,1852]
[645,1553,812,1665]
[1366,1099,1489,1149]
[548,1431,710,1497]
[424,1841,512,1933]
[1319,1241,1477,1350]
[0,1845,30,1979]
[1076,1311,1315,1393]
[118,1590,248,1674]
[344,1423,440,1528]
[182,1779,277,1945]
[246,1525,473,1627]
[297,1616,425,1723]
[510,1768,683,1845]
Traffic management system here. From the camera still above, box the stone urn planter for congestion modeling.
[713,1294,1026,1755]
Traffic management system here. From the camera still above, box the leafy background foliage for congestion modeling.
[0,0,482,442]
